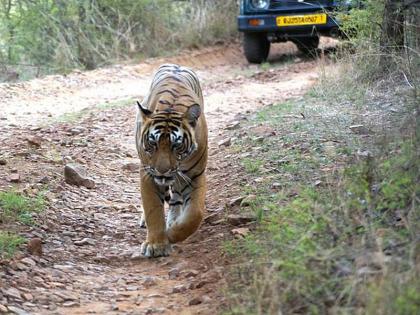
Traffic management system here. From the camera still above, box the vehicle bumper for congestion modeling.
[238,13,340,36]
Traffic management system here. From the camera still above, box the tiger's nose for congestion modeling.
[155,168,176,177]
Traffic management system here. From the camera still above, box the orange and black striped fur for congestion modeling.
[135,64,207,257]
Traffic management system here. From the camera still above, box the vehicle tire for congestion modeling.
[292,36,320,56]
[243,33,270,64]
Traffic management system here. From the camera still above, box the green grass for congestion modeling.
[0,232,25,259]
[55,97,135,123]
[0,190,46,258]
[242,158,264,174]
[0,190,45,225]
[223,90,419,314]
[96,98,136,110]
[260,62,271,71]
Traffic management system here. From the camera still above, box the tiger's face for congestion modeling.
[137,102,200,186]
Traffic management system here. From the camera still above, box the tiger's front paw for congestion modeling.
[140,241,172,258]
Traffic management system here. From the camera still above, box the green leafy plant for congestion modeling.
[0,232,25,259]
[0,190,45,225]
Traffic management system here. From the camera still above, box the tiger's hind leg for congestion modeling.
[139,212,146,228]
[167,174,206,243]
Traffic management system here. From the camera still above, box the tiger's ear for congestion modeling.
[137,101,152,120]
[184,104,201,127]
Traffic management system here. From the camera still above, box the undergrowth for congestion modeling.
[223,75,419,314]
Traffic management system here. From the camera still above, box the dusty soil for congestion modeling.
[0,40,333,314]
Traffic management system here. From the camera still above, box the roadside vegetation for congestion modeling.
[0,0,238,81]
[224,0,419,314]
[0,190,46,258]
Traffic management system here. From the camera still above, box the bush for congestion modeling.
[0,0,238,80]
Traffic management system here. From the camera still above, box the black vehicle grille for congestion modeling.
[269,0,332,10]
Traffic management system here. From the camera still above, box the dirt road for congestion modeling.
[0,41,330,314]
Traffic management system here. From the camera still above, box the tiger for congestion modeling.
[135,64,208,257]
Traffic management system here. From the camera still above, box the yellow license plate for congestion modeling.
[276,14,327,27]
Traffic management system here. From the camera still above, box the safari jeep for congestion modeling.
[238,0,358,63]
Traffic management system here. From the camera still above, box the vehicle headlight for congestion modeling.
[251,0,269,10]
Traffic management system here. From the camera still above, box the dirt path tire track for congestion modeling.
[0,42,329,314]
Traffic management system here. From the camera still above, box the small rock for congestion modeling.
[313,180,322,187]
[0,304,7,313]
[356,149,372,158]
[53,291,78,301]
[218,137,231,147]
[82,178,95,189]
[231,227,250,239]
[356,266,380,277]
[226,214,257,226]
[194,280,208,289]
[271,182,282,189]
[349,124,369,135]
[27,238,42,256]
[8,173,21,183]
[62,301,80,307]
[38,176,50,184]
[182,269,199,278]
[126,285,139,291]
[142,276,158,288]
[204,213,221,224]
[5,306,29,315]
[202,295,211,303]
[131,251,146,261]
[111,304,119,311]
[254,136,264,143]
[69,127,86,135]
[168,268,180,280]
[22,293,33,301]
[48,305,58,311]
[188,297,203,306]
[228,196,245,207]
[64,164,95,189]
[277,158,290,165]
[74,238,95,246]
[21,257,36,267]
[15,262,28,271]
[122,162,140,172]
[2,287,22,300]
[26,136,42,147]
[355,252,384,270]
[240,195,257,207]
[145,307,165,314]
[172,285,187,293]
[225,121,240,130]
[0,159,7,166]
[212,218,226,226]
[147,293,165,298]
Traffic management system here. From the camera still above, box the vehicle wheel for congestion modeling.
[292,36,320,56]
[243,33,270,64]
